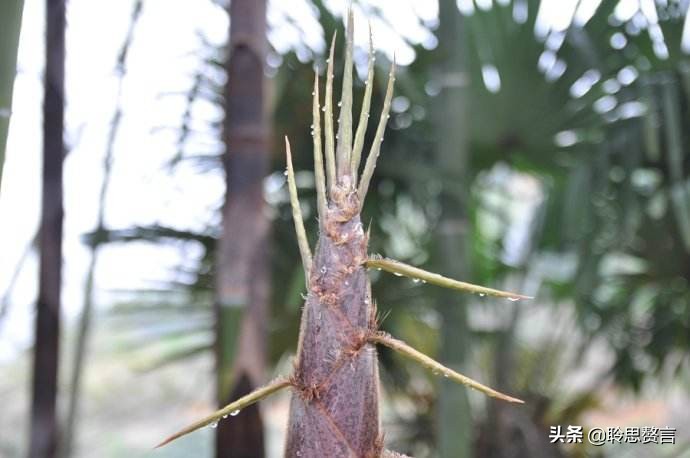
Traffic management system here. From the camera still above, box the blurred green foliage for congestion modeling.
[0,0,24,192]
[96,0,690,455]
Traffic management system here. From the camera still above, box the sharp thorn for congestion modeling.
[312,72,328,225]
[369,332,524,404]
[285,137,313,279]
[336,9,355,180]
[357,60,396,205]
[324,32,337,194]
[155,378,292,448]
[364,257,532,300]
[351,22,376,184]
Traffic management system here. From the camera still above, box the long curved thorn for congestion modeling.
[365,257,532,300]
[336,9,354,179]
[285,137,313,278]
[369,332,524,404]
[155,378,291,448]
[357,58,396,205]
[324,33,337,193]
[312,73,327,225]
[351,23,375,183]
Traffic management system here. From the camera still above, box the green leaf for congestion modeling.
[0,0,24,192]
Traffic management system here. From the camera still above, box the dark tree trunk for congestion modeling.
[215,0,270,456]
[28,1,65,457]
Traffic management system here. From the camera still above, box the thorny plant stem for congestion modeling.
[336,12,354,177]
[357,59,395,204]
[285,137,313,277]
[369,332,524,404]
[312,74,328,227]
[324,34,337,193]
[351,25,375,183]
[365,257,532,300]
[157,11,529,454]
[155,378,291,449]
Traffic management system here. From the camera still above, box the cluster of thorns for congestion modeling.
[157,11,527,450]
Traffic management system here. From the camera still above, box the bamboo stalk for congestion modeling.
[29,1,65,456]
[0,0,24,192]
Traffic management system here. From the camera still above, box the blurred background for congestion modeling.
[1,0,690,457]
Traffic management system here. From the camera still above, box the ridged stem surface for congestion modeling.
[285,187,381,458]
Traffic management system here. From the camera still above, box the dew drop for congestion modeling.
[508,297,520,302]
[310,124,314,129]
[210,421,218,428]
[322,107,326,112]
[283,169,288,176]
[393,272,403,277]
[230,409,240,416]
[222,414,228,419]
[443,373,449,378]
[337,101,342,107]
[479,293,486,297]
[412,278,420,283]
